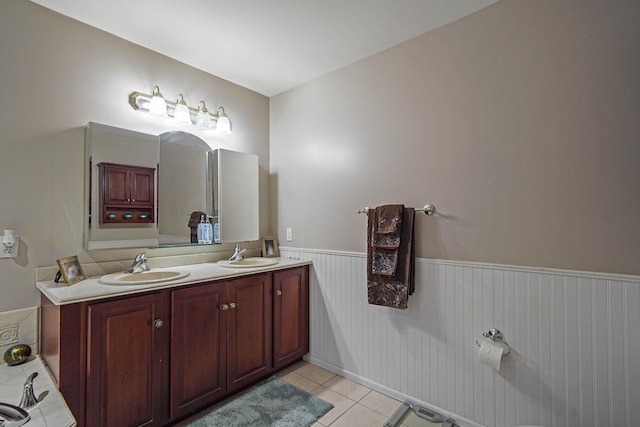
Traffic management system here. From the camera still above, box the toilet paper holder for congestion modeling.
[475,328,511,356]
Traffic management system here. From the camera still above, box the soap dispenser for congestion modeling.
[204,216,213,244]
[197,215,206,244]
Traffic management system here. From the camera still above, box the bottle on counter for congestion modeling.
[204,216,213,244]
[197,214,206,244]
[213,216,220,243]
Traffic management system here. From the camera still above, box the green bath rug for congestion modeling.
[182,376,333,427]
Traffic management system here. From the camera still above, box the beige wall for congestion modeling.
[0,0,269,311]
[270,0,640,275]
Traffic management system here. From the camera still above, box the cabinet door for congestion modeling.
[273,266,309,369]
[226,274,273,391]
[86,292,168,427]
[130,168,154,206]
[170,282,227,419]
[102,164,130,205]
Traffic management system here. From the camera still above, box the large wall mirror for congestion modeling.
[84,123,259,250]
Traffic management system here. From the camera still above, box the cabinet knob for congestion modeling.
[229,302,237,310]
[132,199,136,203]
[275,290,282,296]
[153,319,163,329]
[127,198,131,202]
[220,303,229,311]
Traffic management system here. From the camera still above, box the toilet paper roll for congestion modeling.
[478,340,504,371]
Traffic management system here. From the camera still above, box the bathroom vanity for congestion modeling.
[38,260,309,427]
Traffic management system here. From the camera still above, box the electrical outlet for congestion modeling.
[0,230,19,259]
[286,228,293,242]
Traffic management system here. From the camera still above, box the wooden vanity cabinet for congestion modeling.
[226,274,273,391]
[40,291,170,427]
[170,274,272,419]
[86,292,170,427]
[40,266,308,427]
[98,162,155,224]
[40,297,87,425]
[170,281,228,419]
[273,266,309,369]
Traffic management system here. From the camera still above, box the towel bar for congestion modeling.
[357,204,436,216]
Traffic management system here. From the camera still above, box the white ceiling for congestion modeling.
[30,0,497,96]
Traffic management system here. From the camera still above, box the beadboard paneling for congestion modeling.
[280,248,640,427]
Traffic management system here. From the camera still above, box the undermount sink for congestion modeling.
[217,257,279,268]
[99,269,190,285]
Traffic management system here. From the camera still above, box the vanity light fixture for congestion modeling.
[148,85,168,117]
[128,86,232,134]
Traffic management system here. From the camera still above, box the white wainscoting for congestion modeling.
[280,247,640,427]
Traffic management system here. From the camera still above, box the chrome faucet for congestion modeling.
[125,252,150,273]
[0,402,30,427]
[18,372,38,409]
[229,245,247,262]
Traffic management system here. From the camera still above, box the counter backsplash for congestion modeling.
[34,249,262,282]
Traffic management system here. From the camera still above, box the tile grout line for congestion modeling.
[283,361,402,427]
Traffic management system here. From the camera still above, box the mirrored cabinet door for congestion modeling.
[213,149,259,243]
[84,122,160,250]
[157,131,212,246]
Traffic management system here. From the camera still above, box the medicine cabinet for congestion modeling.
[83,123,259,250]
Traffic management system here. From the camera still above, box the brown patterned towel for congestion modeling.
[375,204,403,234]
[371,204,403,275]
[367,205,415,309]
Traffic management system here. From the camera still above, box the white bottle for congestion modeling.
[197,215,206,244]
[213,220,220,244]
[204,216,213,244]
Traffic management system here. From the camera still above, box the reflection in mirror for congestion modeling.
[158,131,214,247]
[84,123,160,250]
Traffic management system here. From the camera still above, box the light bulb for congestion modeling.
[148,85,167,117]
[174,94,191,124]
[196,101,212,129]
[215,107,231,134]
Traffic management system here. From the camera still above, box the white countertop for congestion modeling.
[37,257,311,305]
[0,357,75,427]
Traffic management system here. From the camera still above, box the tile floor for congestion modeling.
[277,361,402,427]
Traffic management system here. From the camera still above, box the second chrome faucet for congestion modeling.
[125,252,150,274]
[229,245,247,262]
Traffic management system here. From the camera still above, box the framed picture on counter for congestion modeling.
[261,236,279,258]
[56,255,86,286]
